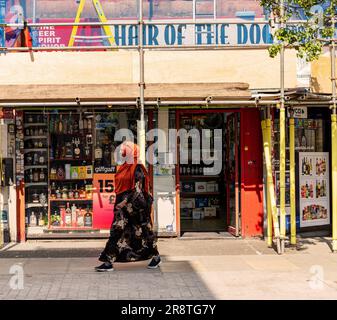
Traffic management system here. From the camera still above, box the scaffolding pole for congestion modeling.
[289,110,296,245]
[331,15,337,252]
[138,0,146,165]
[261,114,281,254]
[265,109,273,247]
[278,0,286,254]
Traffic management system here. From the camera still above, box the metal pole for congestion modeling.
[0,114,3,248]
[138,0,146,165]
[32,0,37,23]
[265,109,273,247]
[331,15,337,252]
[261,115,281,253]
[279,0,286,253]
[1,19,307,28]
[289,109,296,245]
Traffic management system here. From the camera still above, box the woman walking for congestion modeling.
[95,141,161,272]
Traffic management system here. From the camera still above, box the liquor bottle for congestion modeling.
[29,169,33,183]
[71,204,77,227]
[186,165,191,176]
[39,169,45,182]
[77,208,84,227]
[309,159,313,175]
[83,118,88,132]
[60,207,66,227]
[317,181,320,198]
[310,182,314,198]
[74,184,79,199]
[39,153,45,165]
[49,145,54,160]
[58,115,63,134]
[301,134,307,149]
[84,207,93,227]
[68,118,73,135]
[38,213,45,227]
[30,211,37,227]
[73,118,79,134]
[49,116,55,134]
[33,153,39,165]
[68,187,74,199]
[50,182,56,199]
[73,138,81,159]
[33,169,39,182]
[87,118,92,131]
[79,114,84,132]
[56,185,61,199]
[65,203,72,227]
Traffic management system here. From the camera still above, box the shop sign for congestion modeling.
[299,152,330,228]
[288,107,307,119]
[3,18,275,48]
[92,168,116,229]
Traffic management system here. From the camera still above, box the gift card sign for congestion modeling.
[93,168,116,229]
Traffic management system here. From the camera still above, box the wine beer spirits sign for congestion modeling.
[299,152,330,227]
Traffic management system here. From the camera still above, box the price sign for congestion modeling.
[93,172,116,229]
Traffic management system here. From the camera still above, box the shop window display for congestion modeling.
[19,109,146,237]
[272,109,329,230]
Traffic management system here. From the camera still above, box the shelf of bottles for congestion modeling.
[24,113,49,229]
[48,113,94,229]
[179,115,223,221]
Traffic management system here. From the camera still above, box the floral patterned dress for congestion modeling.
[100,165,159,262]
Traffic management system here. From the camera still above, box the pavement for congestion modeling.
[1,236,337,300]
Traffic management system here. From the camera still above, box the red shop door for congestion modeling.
[226,113,241,236]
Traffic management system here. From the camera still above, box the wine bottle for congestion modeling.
[71,204,77,227]
[65,203,72,227]
[84,207,93,227]
[77,208,84,227]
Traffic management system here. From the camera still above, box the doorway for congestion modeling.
[177,110,241,235]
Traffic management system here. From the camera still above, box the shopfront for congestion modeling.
[151,107,264,238]
[0,102,265,241]
[11,108,152,239]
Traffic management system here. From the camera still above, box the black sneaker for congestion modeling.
[95,262,114,272]
[147,256,161,269]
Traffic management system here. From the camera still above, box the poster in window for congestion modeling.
[299,152,330,227]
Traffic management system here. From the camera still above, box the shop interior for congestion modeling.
[178,111,241,235]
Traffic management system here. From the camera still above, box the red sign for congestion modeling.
[93,173,116,229]
[0,108,14,120]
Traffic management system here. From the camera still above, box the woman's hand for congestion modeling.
[116,199,127,209]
